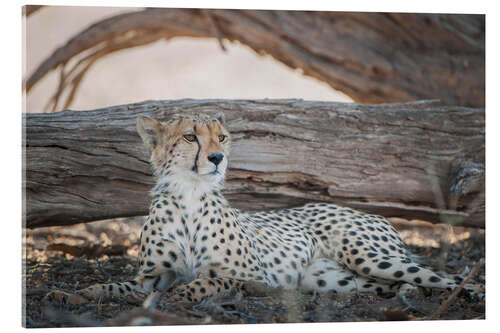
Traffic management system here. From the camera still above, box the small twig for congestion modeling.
[48,30,166,111]
[43,64,67,113]
[62,56,104,109]
[94,258,112,281]
[31,263,52,269]
[202,9,227,52]
[429,258,484,319]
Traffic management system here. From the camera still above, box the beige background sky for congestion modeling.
[25,6,352,113]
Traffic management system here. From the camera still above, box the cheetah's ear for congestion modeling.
[214,112,225,125]
[137,116,163,150]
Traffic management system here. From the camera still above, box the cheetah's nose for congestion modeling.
[208,153,224,166]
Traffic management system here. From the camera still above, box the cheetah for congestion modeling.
[47,112,483,307]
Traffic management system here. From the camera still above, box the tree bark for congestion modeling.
[24,99,484,229]
[25,9,484,111]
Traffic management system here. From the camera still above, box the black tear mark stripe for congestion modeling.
[192,124,201,173]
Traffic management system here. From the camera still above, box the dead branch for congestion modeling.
[23,99,484,229]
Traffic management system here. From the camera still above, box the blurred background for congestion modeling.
[25,6,352,114]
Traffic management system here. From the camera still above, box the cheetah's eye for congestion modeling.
[218,135,227,143]
[183,134,197,143]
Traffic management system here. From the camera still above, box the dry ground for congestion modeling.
[23,217,485,327]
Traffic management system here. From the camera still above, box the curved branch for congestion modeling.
[25,9,213,94]
[25,9,485,109]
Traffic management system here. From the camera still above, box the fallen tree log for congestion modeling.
[25,9,484,111]
[24,99,484,229]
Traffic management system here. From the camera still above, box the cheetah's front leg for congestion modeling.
[44,271,174,306]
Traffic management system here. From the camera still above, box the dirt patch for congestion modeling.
[23,218,485,327]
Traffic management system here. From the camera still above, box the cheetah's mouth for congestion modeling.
[208,169,221,176]
[199,168,221,177]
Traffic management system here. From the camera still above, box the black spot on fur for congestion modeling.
[393,271,404,278]
[407,266,420,273]
[378,261,392,269]
[355,258,365,265]
[429,276,442,283]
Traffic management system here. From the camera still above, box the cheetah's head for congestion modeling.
[137,113,230,194]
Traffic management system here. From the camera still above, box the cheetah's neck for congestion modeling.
[149,183,241,280]
[151,173,225,202]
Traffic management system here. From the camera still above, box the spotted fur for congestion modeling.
[55,113,482,305]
